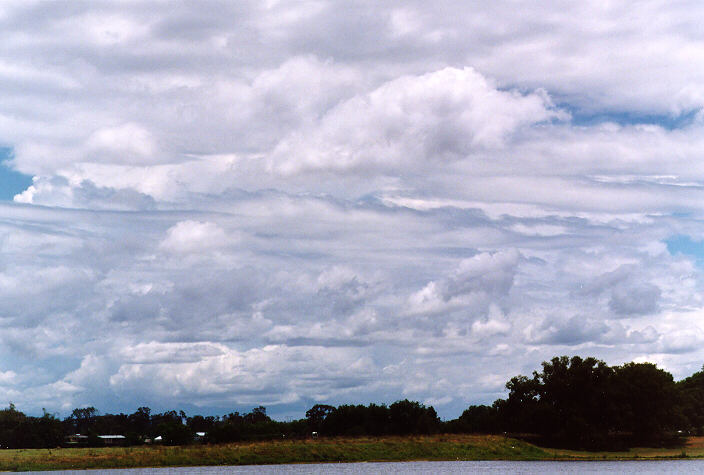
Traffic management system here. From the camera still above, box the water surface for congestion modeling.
[27,460,704,474]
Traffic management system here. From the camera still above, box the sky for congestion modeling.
[0,1,704,419]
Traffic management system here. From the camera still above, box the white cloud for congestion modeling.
[269,67,561,175]
[407,250,520,316]
[109,344,377,406]
[159,221,229,254]
[85,123,158,164]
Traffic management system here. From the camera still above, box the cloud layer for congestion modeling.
[0,1,702,418]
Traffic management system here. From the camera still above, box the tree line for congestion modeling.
[2,355,704,449]
[452,356,704,449]
[0,400,440,448]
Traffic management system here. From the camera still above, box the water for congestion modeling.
[25,460,704,474]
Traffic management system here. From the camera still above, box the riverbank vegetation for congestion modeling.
[451,356,704,449]
[0,435,553,470]
[453,356,690,449]
[2,435,704,471]
[3,355,704,453]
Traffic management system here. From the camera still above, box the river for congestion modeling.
[25,460,704,474]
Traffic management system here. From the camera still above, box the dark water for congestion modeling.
[26,460,704,474]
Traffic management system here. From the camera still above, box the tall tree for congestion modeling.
[612,362,682,440]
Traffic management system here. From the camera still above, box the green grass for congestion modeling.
[0,434,701,471]
[0,435,551,471]
[551,436,704,460]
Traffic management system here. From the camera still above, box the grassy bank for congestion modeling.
[0,435,549,471]
[0,434,702,471]
[552,436,704,460]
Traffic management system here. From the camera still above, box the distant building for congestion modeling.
[98,435,127,446]
[64,434,88,446]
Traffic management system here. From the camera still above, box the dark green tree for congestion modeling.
[68,407,98,434]
[534,356,614,446]
[457,405,500,433]
[388,399,440,435]
[244,406,270,424]
[305,404,335,432]
[678,365,704,434]
[482,355,686,449]
[612,362,682,441]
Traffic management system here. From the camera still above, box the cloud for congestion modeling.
[407,250,519,317]
[1,0,704,420]
[526,315,610,346]
[159,221,229,254]
[85,123,158,165]
[109,344,377,406]
[269,67,561,174]
[657,327,704,355]
[579,264,663,316]
[14,176,156,210]
[609,282,661,316]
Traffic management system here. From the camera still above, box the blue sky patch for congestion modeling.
[666,235,704,265]
[563,106,700,130]
[0,148,32,200]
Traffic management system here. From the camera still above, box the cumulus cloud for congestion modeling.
[407,250,520,317]
[85,123,158,165]
[109,344,377,406]
[269,67,561,174]
[526,315,611,346]
[609,282,661,316]
[159,221,230,254]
